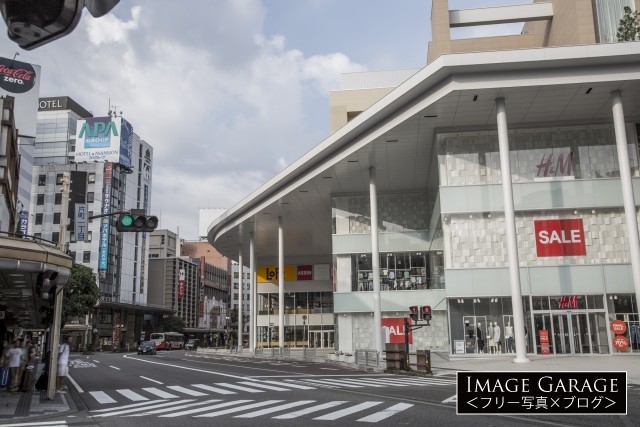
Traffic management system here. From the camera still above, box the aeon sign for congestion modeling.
[534,219,586,257]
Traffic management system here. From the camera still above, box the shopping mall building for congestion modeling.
[207,0,640,358]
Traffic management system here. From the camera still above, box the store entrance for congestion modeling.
[534,312,594,355]
[309,330,334,349]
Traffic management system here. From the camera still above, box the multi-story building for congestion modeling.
[30,96,166,350]
[0,96,21,233]
[208,0,640,358]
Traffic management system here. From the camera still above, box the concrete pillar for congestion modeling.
[369,166,383,356]
[249,232,256,352]
[278,216,284,349]
[238,247,243,351]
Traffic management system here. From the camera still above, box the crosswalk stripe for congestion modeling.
[94,400,193,417]
[91,399,169,413]
[351,378,411,387]
[238,381,291,391]
[158,400,254,418]
[116,389,149,401]
[0,422,67,426]
[194,400,284,418]
[356,403,414,423]
[234,400,316,418]
[324,378,387,388]
[303,379,364,388]
[89,391,117,404]
[313,401,384,421]
[269,380,316,390]
[211,383,265,393]
[128,399,223,416]
[191,384,238,395]
[166,385,208,396]
[142,387,179,399]
[272,401,348,419]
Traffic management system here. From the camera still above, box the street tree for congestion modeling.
[161,315,186,333]
[61,263,100,326]
[617,6,640,41]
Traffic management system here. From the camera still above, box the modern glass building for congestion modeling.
[208,0,640,358]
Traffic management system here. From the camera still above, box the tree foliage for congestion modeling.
[61,263,100,325]
[161,315,186,333]
[617,6,640,41]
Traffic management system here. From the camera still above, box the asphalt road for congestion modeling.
[26,351,640,427]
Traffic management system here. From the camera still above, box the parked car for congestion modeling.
[185,339,199,351]
[137,341,157,355]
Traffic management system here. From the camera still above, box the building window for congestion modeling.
[56,173,64,185]
[38,175,46,186]
[54,193,62,205]
[87,192,95,203]
[53,212,61,224]
[35,213,43,225]
[86,231,92,242]
[51,232,59,243]
[88,211,94,222]
[36,194,44,205]
[83,251,91,263]
[69,252,76,262]
[88,173,96,183]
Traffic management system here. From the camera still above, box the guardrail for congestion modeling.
[354,349,381,368]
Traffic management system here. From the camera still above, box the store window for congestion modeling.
[352,251,443,291]
[608,294,639,354]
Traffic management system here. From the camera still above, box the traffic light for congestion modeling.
[116,211,158,232]
[409,306,419,322]
[422,305,432,322]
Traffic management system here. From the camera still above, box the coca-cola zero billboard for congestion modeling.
[0,57,36,94]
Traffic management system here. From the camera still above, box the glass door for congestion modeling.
[552,314,572,354]
[570,313,590,354]
[533,313,552,355]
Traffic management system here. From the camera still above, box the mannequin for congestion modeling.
[505,321,514,353]
[466,320,474,338]
[488,323,496,354]
[493,322,502,354]
[477,323,484,354]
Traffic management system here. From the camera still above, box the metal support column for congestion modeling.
[238,247,243,350]
[278,216,284,349]
[369,166,383,356]
[249,232,256,352]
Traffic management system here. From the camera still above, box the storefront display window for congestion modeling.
[352,251,444,291]
[607,294,639,353]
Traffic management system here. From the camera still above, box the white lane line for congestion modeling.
[273,401,348,419]
[159,400,254,417]
[350,378,410,387]
[325,378,386,388]
[91,399,169,413]
[191,384,237,395]
[0,421,67,426]
[442,395,457,403]
[319,367,339,370]
[357,403,414,423]
[66,373,84,393]
[269,380,316,390]
[166,385,208,396]
[93,360,100,363]
[237,381,291,391]
[109,366,121,370]
[128,399,223,416]
[139,376,163,384]
[142,387,179,399]
[235,400,316,418]
[303,379,364,388]
[314,402,383,421]
[211,383,265,393]
[116,389,149,401]
[194,400,284,418]
[89,391,116,404]
[93,400,192,417]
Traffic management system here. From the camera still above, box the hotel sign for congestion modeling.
[534,219,586,257]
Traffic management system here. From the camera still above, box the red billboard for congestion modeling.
[534,219,586,257]
[382,317,412,344]
[297,265,313,280]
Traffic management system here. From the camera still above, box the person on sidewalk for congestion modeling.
[56,336,72,393]
[6,339,23,392]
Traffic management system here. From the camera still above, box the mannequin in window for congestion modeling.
[505,321,514,353]
[493,322,502,354]
[465,320,474,338]
[477,323,484,354]
[488,323,496,354]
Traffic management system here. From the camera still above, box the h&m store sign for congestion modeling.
[257,264,330,283]
[534,219,586,257]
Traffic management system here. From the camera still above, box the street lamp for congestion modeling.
[302,315,307,347]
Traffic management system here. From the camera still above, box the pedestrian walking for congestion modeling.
[6,339,23,392]
[56,335,72,393]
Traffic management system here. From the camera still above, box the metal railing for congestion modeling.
[354,349,381,368]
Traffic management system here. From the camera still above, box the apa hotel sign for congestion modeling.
[534,219,586,257]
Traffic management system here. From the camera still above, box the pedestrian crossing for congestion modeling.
[89,397,415,422]
[86,375,456,406]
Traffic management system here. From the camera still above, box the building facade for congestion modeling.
[208,0,640,358]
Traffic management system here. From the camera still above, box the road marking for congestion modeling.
[273,401,348,419]
[234,400,316,418]
[142,387,178,399]
[159,400,254,417]
[166,385,208,396]
[211,383,265,393]
[122,354,249,379]
[357,403,414,423]
[0,422,67,426]
[91,399,169,412]
[128,399,223,416]
[93,360,100,363]
[237,381,291,391]
[319,367,339,370]
[93,400,191,417]
[313,402,383,420]
[303,379,364,388]
[442,395,457,403]
[116,389,148,401]
[109,366,121,370]
[193,400,284,418]
[269,380,317,390]
[89,391,117,404]
[325,378,386,388]
[191,384,238,395]
[66,373,84,393]
[139,376,163,384]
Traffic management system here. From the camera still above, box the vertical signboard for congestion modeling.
[98,163,113,271]
[74,203,88,242]
[539,329,550,355]
[18,210,28,237]
[178,268,186,300]
[139,148,151,295]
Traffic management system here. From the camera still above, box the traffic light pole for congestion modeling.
[403,317,428,371]
[88,210,131,220]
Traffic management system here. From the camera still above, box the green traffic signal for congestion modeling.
[120,214,134,227]
[116,212,158,232]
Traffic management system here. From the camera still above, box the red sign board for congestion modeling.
[382,317,412,344]
[178,280,185,299]
[611,320,627,335]
[613,335,629,352]
[557,296,578,309]
[297,265,313,281]
[539,329,550,355]
[534,219,586,257]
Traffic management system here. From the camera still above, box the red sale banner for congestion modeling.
[613,335,629,352]
[539,329,550,355]
[534,219,586,257]
[610,320,627,335]
[382,317,412,344]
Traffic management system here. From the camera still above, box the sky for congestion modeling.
[1,0,528,240]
